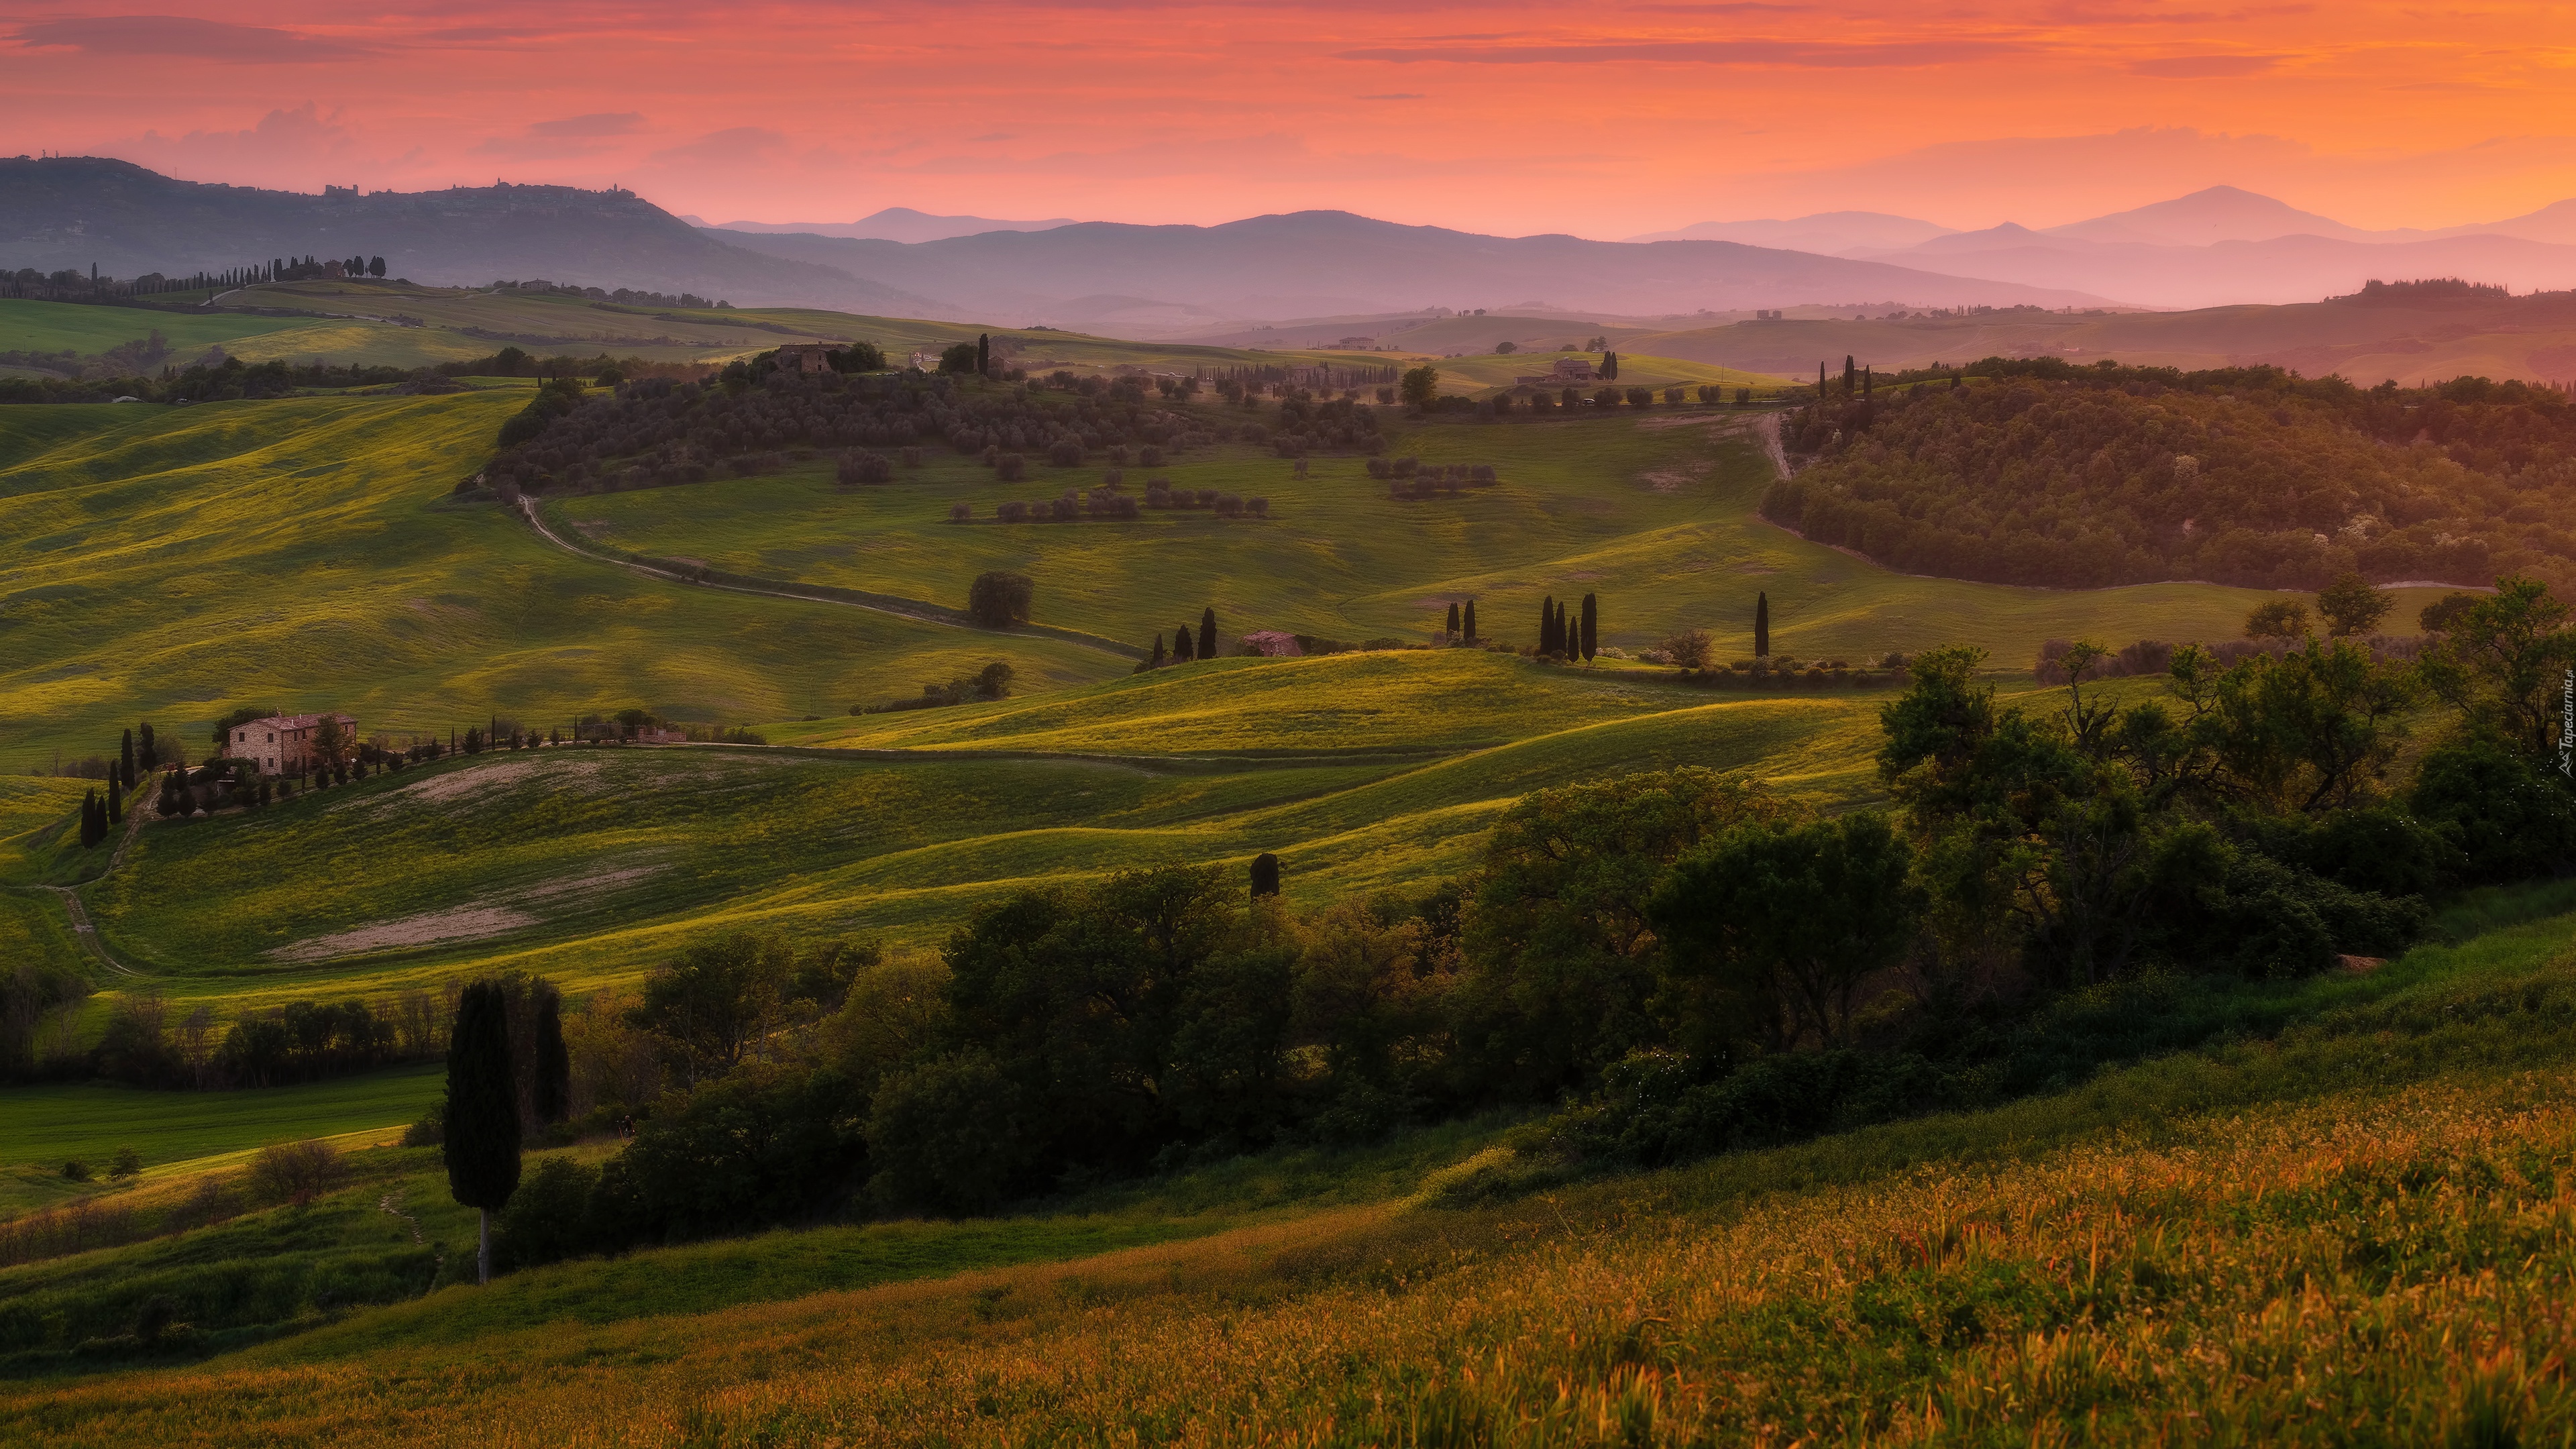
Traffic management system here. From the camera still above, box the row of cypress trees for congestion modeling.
[1444,600,1480,642]
[1148,607,1221,665]
[76,782,121,848]
[1538,593,1600,660]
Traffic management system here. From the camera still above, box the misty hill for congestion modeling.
[0,156,936,313]
[710,211,2111,328]
[1647,186,2576,308]
[703,207,1078,243]
[1623,212,1953,253]
[1623,280,2576,386]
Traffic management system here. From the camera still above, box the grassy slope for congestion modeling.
[0,394,1127,770]
[568,405,2454,666]
[70,655,1896,1019]
[3,899,2571,1443]
[0,1065,439,1189]
[0,301,325,358]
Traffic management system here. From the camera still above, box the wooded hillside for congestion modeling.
[1766,362,2576,591]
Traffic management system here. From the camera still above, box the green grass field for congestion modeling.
[0,392,1128,771]
[0,1065,440,1186]
[565,405,2453,669]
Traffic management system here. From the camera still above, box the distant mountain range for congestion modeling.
[2,158,2108,332]
[692,207,1077,244]
[705,213,2110,327]
[0,156,939,313]
[1635,186,2576,308]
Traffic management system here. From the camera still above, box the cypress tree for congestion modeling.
[120,729,134,784]
[1463,599,1478,643]
[1446,601,1461,638]
[1580,593,1598,662]
[976,333,990,374]
[1819,361,1827,398]
[533,989,570,1126]
[1250,852,1281,898]
[107,776,122,827]
[79,790,101,848]
[1755,591,1771,657]
[1149,635,1166,668]
[445,980,522,1285]
[1843,356,1857,394]
[138,722,156,770]
[1199,607,1218,661]
[1174,627,1195,663]
[1864,365,1873,397]
[1538,596,1554,654]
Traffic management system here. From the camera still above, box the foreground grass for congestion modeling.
[1,901,2570,1443]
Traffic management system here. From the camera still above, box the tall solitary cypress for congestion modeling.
[1817,361,1827,399]
[1579,593,1598,662]
[1755,591,1771,657]
[975,333,990,375]
[1199,608,1218,661]
[1463,599,1478,644]
[445,980,522,1285]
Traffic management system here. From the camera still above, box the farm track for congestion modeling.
[15,802,149,979]
[514,498,1144,661]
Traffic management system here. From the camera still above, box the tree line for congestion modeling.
[482,362,1222,498]
[1767,360,2576,593]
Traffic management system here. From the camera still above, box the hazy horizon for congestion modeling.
[7,1,2575,239]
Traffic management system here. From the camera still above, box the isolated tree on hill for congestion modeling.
[1250,853,1281,898]
[1580,593,1599,662]
[1446,601,1462,639]
[445,979,521,1285]
[1464,599,1478,644]
[2316,572,2394,638]
[1817,361,1827,399]
[968,571,1034,628]
[976,333,990,375]
[1174,627,1196,663]
[1756,591,1771,657]
[1401,366,1440,411]
[533,991,570,1126]
[1199,608,1218,661]
[2245,599,2310,641]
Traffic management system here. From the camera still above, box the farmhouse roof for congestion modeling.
[1240,631,1303,658]
[243,712,356,731]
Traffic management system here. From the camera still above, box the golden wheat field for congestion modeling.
[7,1066,2568,1447]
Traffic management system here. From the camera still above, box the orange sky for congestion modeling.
[7,1,2575,235]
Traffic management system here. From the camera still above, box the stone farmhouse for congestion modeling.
[1514,356,1598,388]
[771,344,833,374]
[229,712,357,776]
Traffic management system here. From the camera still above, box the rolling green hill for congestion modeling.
[0,393,1126,771]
